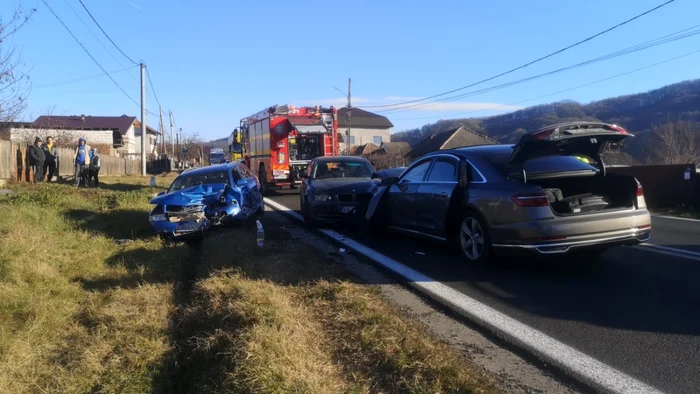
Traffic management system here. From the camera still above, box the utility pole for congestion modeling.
[169,111,174,158]
[179,127,183,165]
[159,106,165,156]
[140,63,147,175]
[346,77,352,155]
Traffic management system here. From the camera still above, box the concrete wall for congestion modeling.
[8,127,114,146]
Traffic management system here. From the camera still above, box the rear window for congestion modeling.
[523,155,599,176]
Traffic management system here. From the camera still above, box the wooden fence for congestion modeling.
[0,140,142,182]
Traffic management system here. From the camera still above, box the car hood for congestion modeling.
[309,178,378,194]
[508,122,633,170]
[150,183,229,206]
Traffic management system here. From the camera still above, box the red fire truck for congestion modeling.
[237,104,338,195]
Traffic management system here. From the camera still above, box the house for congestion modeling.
[7,115,159,157]
[337,107,394,152]
[407,126,498,160]
[376,141,411,157]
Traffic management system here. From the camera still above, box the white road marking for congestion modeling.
[635,243,700,261]
[264,198,664,394]
[652,214,700,223]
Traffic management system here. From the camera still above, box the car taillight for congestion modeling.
[512,193,550,207]
[636,180,644,196]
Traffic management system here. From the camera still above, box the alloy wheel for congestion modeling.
[460,217,485,261]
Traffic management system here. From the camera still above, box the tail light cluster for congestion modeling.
[636,179,644,197]
[512,193,550,207]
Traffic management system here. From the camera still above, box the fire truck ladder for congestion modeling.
[324,133,334,156]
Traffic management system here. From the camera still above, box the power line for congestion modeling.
[77,0,138,65]
[41,0,140,107]
[32,65,138,89]
[61,0,138,83]
[374,25,700,114]
[362,0,677,109]
[145,66,162,109]
[392,48,700,122]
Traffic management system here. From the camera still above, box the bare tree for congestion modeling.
[644,121,700,165]
[1,5,36,123]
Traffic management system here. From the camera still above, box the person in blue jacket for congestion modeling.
[73,137,91,187]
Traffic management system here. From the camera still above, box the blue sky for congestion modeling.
[4,0,700,141]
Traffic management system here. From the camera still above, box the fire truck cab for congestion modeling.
[240,104,338,195]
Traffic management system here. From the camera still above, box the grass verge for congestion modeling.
[651,204,700,220]
[0,175,499,393]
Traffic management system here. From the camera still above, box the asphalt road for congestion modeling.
[268,189,700,394]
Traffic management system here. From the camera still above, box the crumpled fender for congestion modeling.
[150,184,227,206]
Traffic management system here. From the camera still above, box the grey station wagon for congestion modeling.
[365,122,652,263]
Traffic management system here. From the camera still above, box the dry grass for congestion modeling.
[0,174,499,394]
[0,176,183,393]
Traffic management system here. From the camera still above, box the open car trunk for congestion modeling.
[529,173,638,215]
[507,122,640,216]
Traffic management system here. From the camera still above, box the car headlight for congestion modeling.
[313,194,332,202]
[219,194,227,204]
[150,214,166,222]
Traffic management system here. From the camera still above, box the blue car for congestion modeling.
[149,162,264,239]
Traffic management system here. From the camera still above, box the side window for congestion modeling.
[231,168,242,183]
[426,156,458,182]
[401,158,433,183]
[468,163,485,183]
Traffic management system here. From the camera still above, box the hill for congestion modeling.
[391,79,700,161]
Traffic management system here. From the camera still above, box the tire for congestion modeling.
[301,197,316,227]
[455,211,491,264]
[259,165,269,196]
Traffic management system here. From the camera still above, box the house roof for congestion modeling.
[379,141,411,156]
[347,143,380,156]
[337,107,394,129]
[408,126,499,159]
[33,115,159,135]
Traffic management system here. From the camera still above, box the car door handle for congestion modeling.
[434,192,448,199]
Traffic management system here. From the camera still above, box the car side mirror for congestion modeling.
[380,176,399,186]
[371,172,379,179]
[299,173,309,179]
[157,191,165,196]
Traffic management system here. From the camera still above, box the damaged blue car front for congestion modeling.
[149,163,264,239]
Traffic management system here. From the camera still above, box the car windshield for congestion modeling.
[312,160,374,179]
[168,170,230,192]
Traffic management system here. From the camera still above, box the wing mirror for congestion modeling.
[157,191,165,196]
[371,172,379,179]
[299,173,309,179]
[380,176,399,186]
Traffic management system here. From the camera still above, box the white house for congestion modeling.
[7,115,159,156]
[336,107,393,153]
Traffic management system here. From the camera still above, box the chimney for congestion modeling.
[81,114,86,122]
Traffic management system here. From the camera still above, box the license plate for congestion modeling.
[176,222,201,232]
[341,206,355,214]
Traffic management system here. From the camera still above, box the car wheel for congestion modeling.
[301,197,316,227]
[259,166,269,196]
[456,212,491,264]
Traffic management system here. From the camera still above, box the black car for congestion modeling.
[299,156,379,225]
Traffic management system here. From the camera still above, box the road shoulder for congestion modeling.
[268,208,581,394]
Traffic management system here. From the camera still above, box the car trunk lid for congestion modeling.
[506,122,633,177]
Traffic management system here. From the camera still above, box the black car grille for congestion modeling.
[334,193,371,203]
[165,205,204,214]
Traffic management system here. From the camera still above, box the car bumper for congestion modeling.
[309,202,367,223]
[492,226,651,256]
[150,220,209,239]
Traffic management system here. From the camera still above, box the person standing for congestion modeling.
[88,148,101,188]
[42,136,58,182]
[28,137,46,183]
[73,137,91,187]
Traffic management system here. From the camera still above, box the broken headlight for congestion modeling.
[150,214,167,222]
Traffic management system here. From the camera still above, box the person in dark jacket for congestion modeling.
[41,136,59,182]
[28,137,46,183]
[73,137,91,187]
[88,148,101,188]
